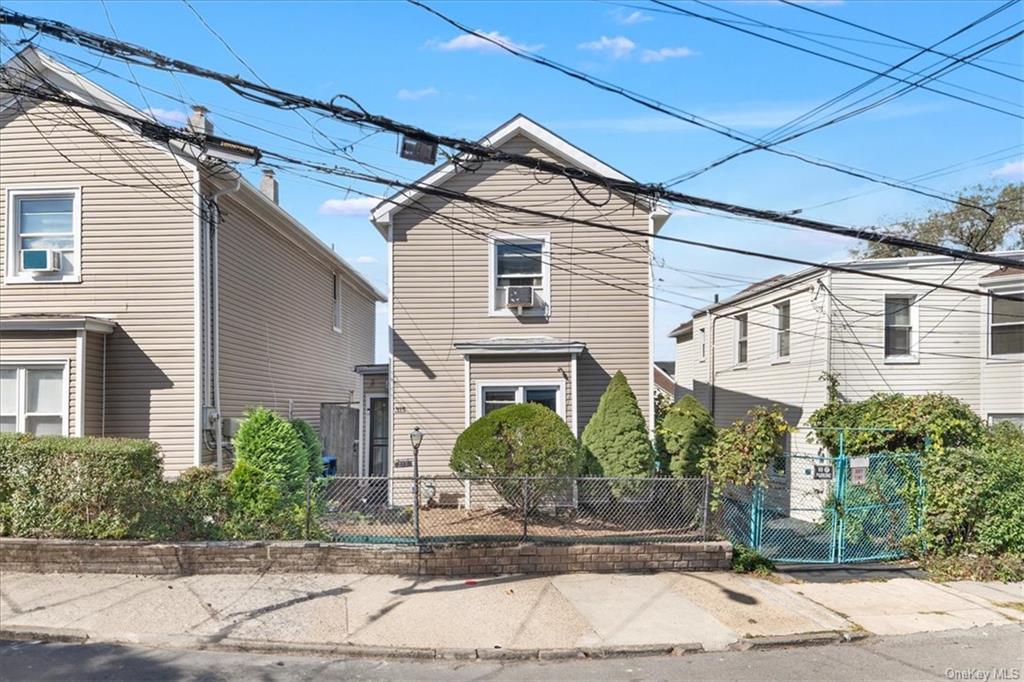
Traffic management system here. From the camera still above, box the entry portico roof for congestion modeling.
[453,336,586,356]
[0,314,116,334]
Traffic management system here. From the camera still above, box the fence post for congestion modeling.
[412,474,421,545]
[701,476,710,541]
[522,477,530,541]
[304,476,312,540]
[835,430,847,564]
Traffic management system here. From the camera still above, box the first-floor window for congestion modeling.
[884,294,916,359]
[0,364,67,435]
[989,413,1024,427]
[990,294,1023,356]
[481,384,562,418]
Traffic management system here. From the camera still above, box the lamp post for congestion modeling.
[410,427,423,543]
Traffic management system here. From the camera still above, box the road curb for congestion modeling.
[0,626,864,660]
[733,630,868,651]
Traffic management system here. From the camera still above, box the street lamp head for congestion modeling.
[409,427,424,450]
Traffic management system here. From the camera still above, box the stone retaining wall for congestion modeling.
[0,538,732,576]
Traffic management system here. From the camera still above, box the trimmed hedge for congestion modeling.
[291,418,323,477]
[0,433,164,539]
[581,371,654,477]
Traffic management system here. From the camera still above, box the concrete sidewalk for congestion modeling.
[1,570,1020,658]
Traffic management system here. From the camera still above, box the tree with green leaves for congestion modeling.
[581,371,654,477]
[660,395,717,477]
[853,182,1023,259]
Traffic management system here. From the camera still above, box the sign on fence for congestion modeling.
[813,464,833,480]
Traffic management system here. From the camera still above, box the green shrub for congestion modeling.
[0,433,165,539]
[810,392,985,456]
[731,543,775,575]
[451,403,581,510]
[660,396,716,477]
[161,466,234,540]
[701,407,790,506]
[581,371,654,477]
[290,418,322,477]
[226,407,308,538]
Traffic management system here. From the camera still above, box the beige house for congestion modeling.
[671,253,1024,449]
[367,115,668,475]
[0,48,384,475]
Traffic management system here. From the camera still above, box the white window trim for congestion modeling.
[487,232,551,318]
[734,314,748,368]
[0,359,70,436]
[883,293,920,364]
[476,379,566,422]
[988,288,1024,360]
[988,413,1024,426]
[774,299,791,361]
[332,273,343,333]
[4,186,82,285]
[698,327,707,363]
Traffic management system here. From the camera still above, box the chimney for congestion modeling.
[188,105,213,135]
[713,293,719,303]
[260,168,279,204]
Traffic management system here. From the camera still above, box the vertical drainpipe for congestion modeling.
[207,175,241,469]
[708,312,716,420]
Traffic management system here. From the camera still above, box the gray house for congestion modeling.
[0,48,384,475]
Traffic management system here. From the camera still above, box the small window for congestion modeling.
[698,328,707,362]
[491,235,548,314]
[332,274,342,331]
[6,189,80,282]
[735,314,748,365]
[990,295,1023,356]
[480,384,563,418]
[884,295,916,359]
[0,364,67,435]
[775,300,791,358]
[989,413,1024,426]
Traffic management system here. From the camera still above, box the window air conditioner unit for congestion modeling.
[21,249,61,273]
[506,286,535,311]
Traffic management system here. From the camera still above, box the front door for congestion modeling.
[368,396,389,477]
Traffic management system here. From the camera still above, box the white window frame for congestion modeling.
[883,293,919,363]
[4,187,82,285]
[735,314,748,367]
[988,289,1023,359]
[774,299,791,360]
[332,273,343,333]
[0,360,70,436]
[698,327,707,362]
[988,413,1024,426]
[476,379,566,421]
[487,232,551,317]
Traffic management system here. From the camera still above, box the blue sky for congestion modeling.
[3,0,1022,363]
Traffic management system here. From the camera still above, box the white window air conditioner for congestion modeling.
[506,286,535,311]
[21,249,61,273]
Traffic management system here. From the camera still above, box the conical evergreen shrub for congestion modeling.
[581,371,654,477]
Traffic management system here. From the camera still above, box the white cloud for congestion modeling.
[318,197,380,216]
[431,30,542,53]
[578,36,636,60]
[640,46,697,63]
[355,255,378,264]
[615,10,652,25]
[397,86,440,101]
[145,107,189,125]
[992,159,1024,179]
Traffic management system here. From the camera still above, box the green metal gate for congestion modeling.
[721,432,924,564]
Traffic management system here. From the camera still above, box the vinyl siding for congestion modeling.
[673,331,695,400]
[468,354,573,424]
[214,188,376,437]
[83,330,106,435]
[362,373,387,394]
[0,100,196,472]
[0,330,76,435]
[390,134,651,473]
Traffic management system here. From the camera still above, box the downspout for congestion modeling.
[207,174,241,469]
[708,312,717,420]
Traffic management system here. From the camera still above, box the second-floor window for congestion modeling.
[332,274,342,331]
[490,234,549,315]
[775,300,791,358]
[884,294,917,360]
[5,188,81,283]
[735,314,748,365]
[990,294,1023,356]
[699,327,707,362]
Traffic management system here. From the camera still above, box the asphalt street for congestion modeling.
[1,624,1021,681]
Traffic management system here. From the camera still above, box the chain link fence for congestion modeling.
[310,475,713,544]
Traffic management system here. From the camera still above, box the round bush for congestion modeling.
[451,403,582,479]
[661,396,716,477]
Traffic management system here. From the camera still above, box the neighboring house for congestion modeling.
[366,115,668,476]
[671,253,1024,450]
[653,361,676,400]
[0,48,384,475]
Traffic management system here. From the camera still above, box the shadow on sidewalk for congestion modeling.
[390,574,538,596]
[776,562,925,583]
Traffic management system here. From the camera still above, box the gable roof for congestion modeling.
[2,47,385,303]
[370,113,670,235]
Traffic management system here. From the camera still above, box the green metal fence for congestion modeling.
[720,430,924,564]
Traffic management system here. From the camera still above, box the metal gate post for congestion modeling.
[834,431,846,563]
[522,477,530,540]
